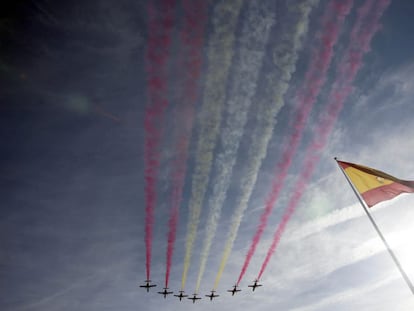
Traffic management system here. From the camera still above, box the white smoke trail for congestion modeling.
[214,0,320,288]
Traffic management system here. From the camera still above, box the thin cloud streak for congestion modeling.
[290,275,397,311]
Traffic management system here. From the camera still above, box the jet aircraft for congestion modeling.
[140,280,156,292]
[188,293,202,303]
[205,290,219,301]
[227,285,241,296]
[174,291,188,301]
[248,280,262,291]
[158,287,173,298]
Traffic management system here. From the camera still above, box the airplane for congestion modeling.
[205,290,219,301]
[227,285,241,296]
[188,293,202,304]
[158,287,173,298]
[174,291,188,301]
[139,280,156,292]
[248,280,263,292]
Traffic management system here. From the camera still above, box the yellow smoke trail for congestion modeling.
[194,0,276,293]
[180,0,244,290]
[213,0,320,289]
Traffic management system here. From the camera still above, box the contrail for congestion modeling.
[219,0,320,288]
[193,0,276,293]
[144,0,176,281]
[257,0,391,280]
[164,0,208,288]
[180,0,244,290]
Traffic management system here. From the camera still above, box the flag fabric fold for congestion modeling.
[337,160,414,207]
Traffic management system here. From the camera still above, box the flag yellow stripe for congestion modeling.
[344,166,394,194]
[213,0,319,289]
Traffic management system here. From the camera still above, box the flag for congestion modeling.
[337,160,414,207]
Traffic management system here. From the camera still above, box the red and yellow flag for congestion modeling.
[338,160,414,207]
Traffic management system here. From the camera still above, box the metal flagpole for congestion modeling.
[334,157,414,296]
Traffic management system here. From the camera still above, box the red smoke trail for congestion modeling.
[236,0,354,286]
[165,0,207,288]
[257,0,391,280]
[144,0,176,281]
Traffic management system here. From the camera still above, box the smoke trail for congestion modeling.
[236,0,353,285]
[164,0,208,288]
[180,0,244,290]
[144,0,176,281]
[215,0,320,288]
[257,0,391,280]
[193,0,276,293]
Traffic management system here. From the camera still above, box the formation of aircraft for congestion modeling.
[174,290,188,301]
[248,280,262,291]
[141,281,262,301]
[158,287,173,298]
[205,290,219,301]
[139,280,156,292]
[188,293,202,304]
[227,285,241,296]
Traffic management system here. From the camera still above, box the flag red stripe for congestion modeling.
[363,182,414,207]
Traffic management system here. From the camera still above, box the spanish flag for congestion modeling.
[337,160,414,207]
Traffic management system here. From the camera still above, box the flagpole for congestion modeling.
[334,157,414,296]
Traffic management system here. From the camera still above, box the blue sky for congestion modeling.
[1,0,414,310]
